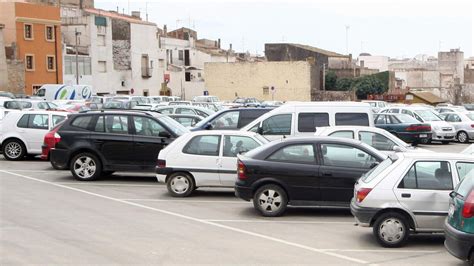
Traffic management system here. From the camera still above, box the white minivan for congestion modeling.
[240,102,374,140]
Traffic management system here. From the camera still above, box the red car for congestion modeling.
[40,122,67,169]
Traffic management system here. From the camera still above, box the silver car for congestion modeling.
[351,152,474,247]
[442,112,474,143]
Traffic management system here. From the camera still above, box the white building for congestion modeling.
[61,7,165,96]
[357,53,389,72]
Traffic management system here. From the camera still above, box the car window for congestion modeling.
[321,143,377,169]
[398,161,453,190]
[37,102,48,109]
[133,116,168,137]
[239,110,267,127]
[52,115,66,126]
[375,115,386,124]
[455,171,474,198]
[102,115,129,134]
[401,109,413,117]
[176,108,195,115]
[183,135,221,156]
[17,114,29,128]
[212,111,240,129]
[71,115,93,130]
[329,130,354,139]
[297,113,329,132]
[267,144,315,164]
[158,108,173,114]
[28,114,49,130]
[359,131,397,151]
[261,114,292,135]
[195,109,209,117]
[335,113,369,126]
[362,158,394,183]
[457,162,474,181]
[450,114,462,122]
[223,135,260,157]
[173,117,196,127]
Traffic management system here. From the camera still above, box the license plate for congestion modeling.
[448,204,455,217]
[419,134,428,138]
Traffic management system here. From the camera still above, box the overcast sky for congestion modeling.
[95,0,474,58]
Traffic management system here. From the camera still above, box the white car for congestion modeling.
[351,152,474,247]
[156,130,268,197]
[0,111,67,160]
[463,144,474,155]
[314,126,428,154]
[154,105,214,117]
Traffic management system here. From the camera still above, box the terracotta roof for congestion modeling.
[407,91,446,104]
[84,8,156,26]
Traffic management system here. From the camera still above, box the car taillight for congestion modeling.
[157,159,166,168]
[356,188,372,203]
[237,160,248,180]
[462,190,474,218]
[405,125,431,132]
[471,125,474,128]
[44,127,61,147]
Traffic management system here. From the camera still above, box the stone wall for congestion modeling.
[112,40,131,70]
[312,90,354,101]
[464,68,474,84]
[6,59,25,94]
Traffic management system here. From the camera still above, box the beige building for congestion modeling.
[204,61,318,101]
[0,24,7,90]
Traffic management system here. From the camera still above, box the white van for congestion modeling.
[35,84,93,101]
[240,102,374,140]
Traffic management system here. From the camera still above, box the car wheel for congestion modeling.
[253,184,288,217]
[51,160,68,170]
[70,152,102,181]
[420,138,431,144]
[2,139,26,161]
[441,141,450,145]
[373,212,410,247]
[457,131,469,144]
[166,172,195,197]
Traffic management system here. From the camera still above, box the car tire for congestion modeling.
[51,160,68,170]
[70,152,102,181]
[166,172,195,197]
[420,138,431,144]
[253,184,288,217]
[373,212,410,248]
[2,139,26,161]
[457,131,469,144]
[441,141,450,145]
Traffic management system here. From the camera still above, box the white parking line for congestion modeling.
[320,249,440,253]
[205,219,353,224]
[121,199,245,204]
[56,182,162,188]
[1,170,367,264]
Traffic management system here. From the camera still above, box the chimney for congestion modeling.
[131,11,141,19]
[79,0,83,9]
[163,24,167,36]
[217,38,221,49]
[229,43,232,51]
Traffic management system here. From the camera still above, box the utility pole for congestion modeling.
[345,25,350,55]
[75,29,81,85]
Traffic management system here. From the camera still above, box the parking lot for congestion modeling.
[0,142,470,265]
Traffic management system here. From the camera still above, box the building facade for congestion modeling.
[357,54,389,72]
[0,1,63,95]
[0,24,7,90]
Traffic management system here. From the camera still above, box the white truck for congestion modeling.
[34,84,93,101]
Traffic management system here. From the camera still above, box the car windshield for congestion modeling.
[466,113,474,121]
[415,109,442,121]
[156,115,189,136]
[394,114,419,123]
[103,102,123,109]
[193,110,222,128]
[361,157,394,183]
[234,98,245,103]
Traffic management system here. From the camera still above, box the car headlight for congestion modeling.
[433,125,440,131]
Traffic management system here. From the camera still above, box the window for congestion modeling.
[297,113,329,132]
[446,114,462,122]
[362,158,394,183]
[159,59,165,68]
[183,135,221,156]
[173,117,198,127]
[335,113,369,126]
[98,61,107,72]
[45,25,54,41]
[46,55,55,71]
[178,50,184,60]
[389,109,400,114]
[456,171,474,198]
[359,131,397,151]
[223,136,260,157]
[95,115,129,134]
[267,144,315,164]
[262,86,269,95]
[28,114,49,130]
[24,24,33,39]
[65,56,92,75]
[52,115,66,126]
[185,72,191,82]
[71,116,93,130]
[261,114,292,135]
[211,111,240,129]
[17,114,29,128]
[37,102,48,109]
[398,161,453,190]
[25,55,35,71]
[195,109,209,117]
[157,108,173,114]
[457,162,474,181]
[321,143,376,169]
[401,109,413,117]
[329,131,354,139]
[175,108,195,115]
[133,116,167,137]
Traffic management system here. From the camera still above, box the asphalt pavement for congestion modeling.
[0,142,470,265]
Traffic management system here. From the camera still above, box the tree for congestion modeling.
[325,71,337,90]
[353,76,386,99]
[335,78,353,91]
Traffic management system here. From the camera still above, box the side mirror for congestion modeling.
[256,126,263,135]
[392,146,403,152]
[204,123,213,130]
[370,162,380,169]
[449,191,457,198]
[159,131,171,138]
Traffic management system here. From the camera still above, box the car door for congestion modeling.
[131,115,172,169]
[219,135,262,186]
[394,160,455,230]
[318,143,379,205]
[446,114,463,133]
[181,135,221,186]
[21,113,49,153]
[91,115,134,168]
[253,114,293,141]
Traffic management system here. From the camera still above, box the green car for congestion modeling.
[445,170,474,263]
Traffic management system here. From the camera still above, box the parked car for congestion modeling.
[193,95,220,103]
[148,96,170,104]
[40,120,68,169]
[156,131,269,197]
[314,126,429,154]
[441,112,474,143]
[351,152,474,247]
[49,111,189,180]
[241,102,374,141]
[445,171,474,263]
[191,107,273,131]
[231,98,261,107]
[463,144,474,155]
[102,100,138,110]
[362,100,388,113]
[0,111,67,160]
[112,96,151,104]
[373,113,432,144]
[235,137,386,216]
[132,104,163,111]
[169,101,192,106]
[379,106,455,144]
[435,106,466,114]
[154,105,214,118]
[0,91,15,99]
[464,104,474,111]
[191,102,223,112]
[261,101,284,107]
[167,114,203,127]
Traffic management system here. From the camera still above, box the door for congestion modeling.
[219,135,261,186]
[257,114,293,141]
[91,115,134,167]
[445,114,463,132]
[181,135,221,186]
[318,143,379,205]
[20,114,49,153]
[132,116,172,169]
[394,160,455,230]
